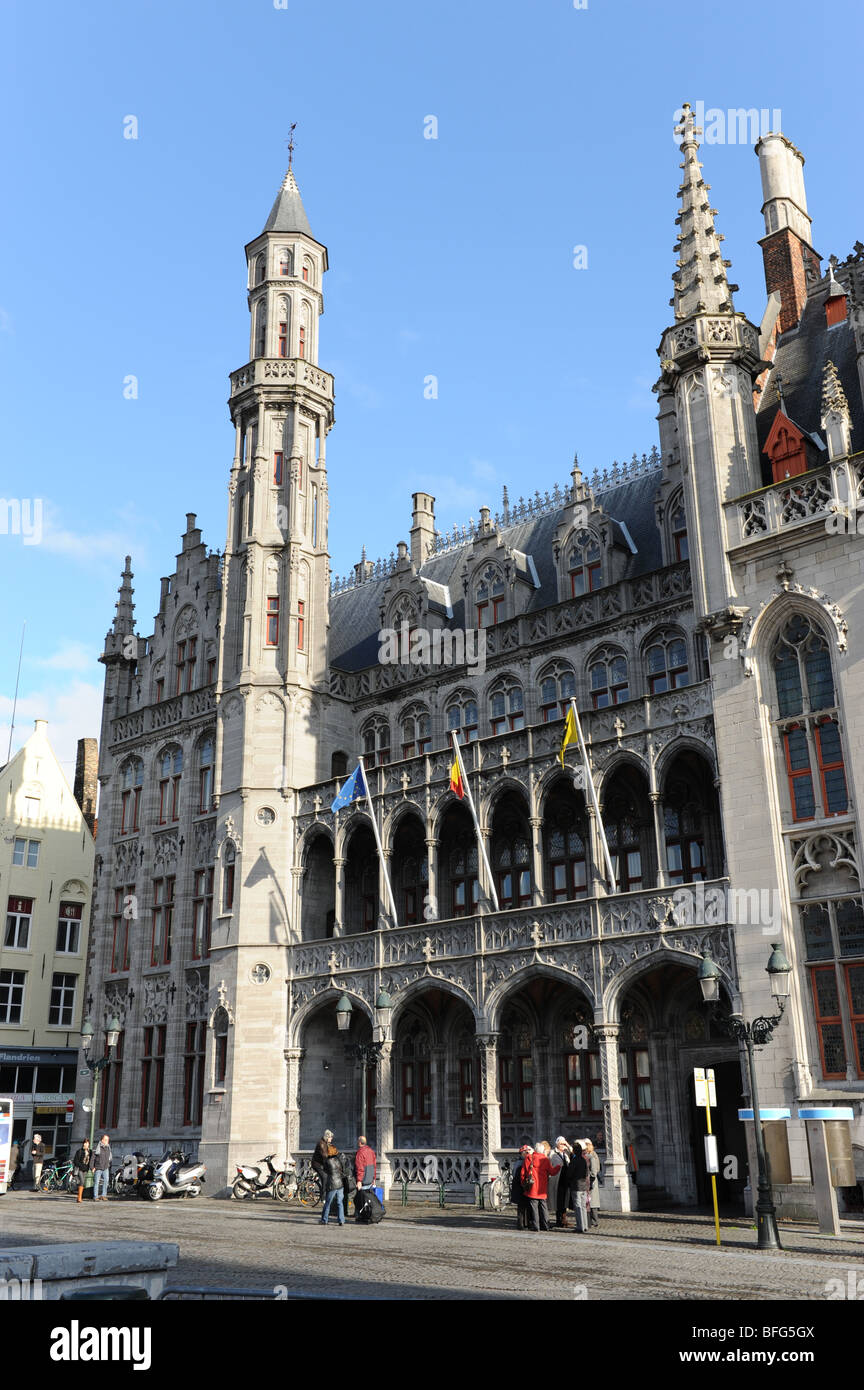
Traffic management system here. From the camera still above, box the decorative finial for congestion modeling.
[774,370,786,413]
[286,122,297,172]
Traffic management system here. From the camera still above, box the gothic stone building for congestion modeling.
[78,113,864,1210]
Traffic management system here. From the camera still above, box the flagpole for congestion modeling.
[452,732,500,913]
[568,698,617,890]
[357,756,399,928]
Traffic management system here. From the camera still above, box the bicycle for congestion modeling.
[39,1159,75,1193]
[295,1172,323,1207]
[483,1160,513,1210]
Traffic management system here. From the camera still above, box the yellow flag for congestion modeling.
[559,706,578,768]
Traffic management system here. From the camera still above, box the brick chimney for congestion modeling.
[74,737,98,834]
[755,133,821,335]
[410,492,436,568]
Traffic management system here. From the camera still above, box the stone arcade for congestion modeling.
[78,113,864,1211]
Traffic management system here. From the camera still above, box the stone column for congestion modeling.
[332,856,345,937]
[650,791,668,889]
[529,815,544,905]
[533,1033,552,1143]
[595,1023,632,1212]
[379,849,394,929]
[430,1043,447,1146]
[587,806,608,896]
[284,1047,305,1156]
[375,1039,394,1197]
[475,1033,502,1182]
[479,826,495,915]
[425,836,438,921]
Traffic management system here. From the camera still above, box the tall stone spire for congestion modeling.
[821,359,852,459]
[672,103,738,320]
[263,167,313,238]
[111,556,135,637]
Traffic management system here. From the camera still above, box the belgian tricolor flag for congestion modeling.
[449,757,465,799]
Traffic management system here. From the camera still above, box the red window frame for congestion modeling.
[150,877,174,966]
[192,868,214,959]
[155,678,164,703]
[476,597,503,628]
[140,1024,166,1127]
[672,508,689,561]
[783,724,816,822]
[279,251,290,276]
[278,322,288,357]
[298,325,306,359]
[297,600,305,652]
[158,772,181,824]
[111,887,133,972]
[401,1059,431,1120]
[5,896,33,950]
[810,965,846,1079]
[266,596,279,646]
[207,658,217,684]
[845,964,864,1077]
[223,858,235,912]
[273,451,283,484]
[183,1021,206,1125]
[570,559,601,596]
[99,1029,124,1129]
[302,265,309,282]
[815,717,848,817]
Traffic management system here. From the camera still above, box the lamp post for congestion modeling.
[698,943,792,1251]
[336,990,393,1141]
[80,1015,121,1149]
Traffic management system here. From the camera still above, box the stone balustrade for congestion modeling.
[729,452,864,546]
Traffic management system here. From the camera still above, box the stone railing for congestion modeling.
[328,561,692,700]
[389,1151,482,1187]
[110,688,217,749]
[229,357,334,400]
[729,453,864,547]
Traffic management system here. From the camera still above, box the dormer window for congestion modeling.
[539,663,577,722]
[175,636,197,695]
[589,650,629,708]
[568,531,601,596]
[476,566,505,627]
[401,707,431,759]
[362,717,391,769]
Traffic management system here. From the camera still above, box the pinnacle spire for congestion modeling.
[671,103,737,320]
[263,166,313,237]
[112,555,136,637]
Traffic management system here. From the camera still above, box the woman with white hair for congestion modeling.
[583,1137,602,1228]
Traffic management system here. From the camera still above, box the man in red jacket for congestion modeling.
[521,1143,553,1231]
[354,1135,377,1189]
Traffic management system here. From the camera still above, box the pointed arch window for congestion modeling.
[175,635,197,694]
[120,758,143,835]
[589,650,629,708]
[311,486,319,546]
[254,254,265,285]
[771,614,848,822]
[475,565,505,628]
[198,736,215,814]
[278,248,292,276]
[401,706,431,759]
[446,693,478,743]
[158,747,183,824]
[254,300,267,357]
[544,805,588,900]
[539,663,577,722]
[399,1025,431,1121]
[663,795,707,884]
[671,503,689,561]
[604,793,643,893]
[362,716,391,769]
[449,836,479,917]
[489,678,524,735]
[568,530,602,596]
[265,596,280,647]
[645,633,689,694]
[222,841,236,912]
[278,322,288,357]
[492,824,532,908]
[299,325,306,359]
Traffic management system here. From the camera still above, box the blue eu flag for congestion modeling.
[330,763,367,813]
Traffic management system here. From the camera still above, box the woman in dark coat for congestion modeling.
[563,1141,590,1232]
[319,1145,350,1226]
[72,1138,92,1204]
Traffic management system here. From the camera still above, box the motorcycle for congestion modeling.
[140,1149,206,1201]
[232,1153,295,1201]
[113,1151,152,1198]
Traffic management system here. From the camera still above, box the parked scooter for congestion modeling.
[232,1153,295,1201]
[140,1149,206,1201]
[113,1151,152,1198]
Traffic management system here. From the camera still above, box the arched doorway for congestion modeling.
[298,996,374,1150]
[344,824,377,933]
[616,961,744,1210]
[301,834,335,940]
[391,989,478,1151]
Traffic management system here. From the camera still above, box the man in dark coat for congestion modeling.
[319,1145,351,1226]
[30,1134,45,1191]
[563,1142,590,1232]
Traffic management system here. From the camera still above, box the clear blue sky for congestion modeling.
[1,0,862,774]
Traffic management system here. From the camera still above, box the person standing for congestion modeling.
[312,1130,333,1189]
[354,1135,376,1190]
[320,1144,349,1226]
[72,1139,92,1204]
[553,1137,573,1226]
[564,1141,589,1232]
[9,1141,20,1190]
[522,1142,553,1232]
[92,1134,112,1201]
[583,1138,602,1228]
[511,1145,533,1229]
[30,1134,45,1192]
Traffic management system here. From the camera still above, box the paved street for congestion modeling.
[2,1191,863,1300]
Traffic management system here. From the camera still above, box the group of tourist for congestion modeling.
[512,1137,603,1232]
[311,1130,378,1225]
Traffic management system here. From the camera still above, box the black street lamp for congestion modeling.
[80,1015,121,1149]
[698,943,792,1251]
[335,991,393,1140]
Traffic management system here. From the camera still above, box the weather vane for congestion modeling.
[286,123,297,172]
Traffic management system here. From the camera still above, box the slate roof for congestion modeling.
[329,468,665,673]
[755,270,864,479]
[263,170,313,237]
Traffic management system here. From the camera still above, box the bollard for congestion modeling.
[400,1179,408,1208]
[475,1183,484,1210]
[438,1181,446,1208]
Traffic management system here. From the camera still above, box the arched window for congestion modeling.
[302,256,314,284]
[538,663,577,722]
[158,747,183,824]
[120,758,143,835]
[663,792,707,884]
[361,717,390,769]
[223,840,236,912]
[645,632,689,694]
[603,771,650,893]
[277,301,289,358]
[492,813,532,909]
[498,1019,534,1119]
[254,299,267,357]
[400,706,431,759]
[198,736,215,814]
[771,614,847,821]
[568,530,602,596]
[543,792,589,900]
[449,837,479,917]
[331,750,348,779]
[446,692,478,743]
[475,565,505,628]
[213,1006,229,1085]
[311,485,318,546]
[278,247,292,276]
[671,502,689,561]
[489,678,524,735]
[399,1022,431,1121]
[254,254,265,285]
[589,649,629,708]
